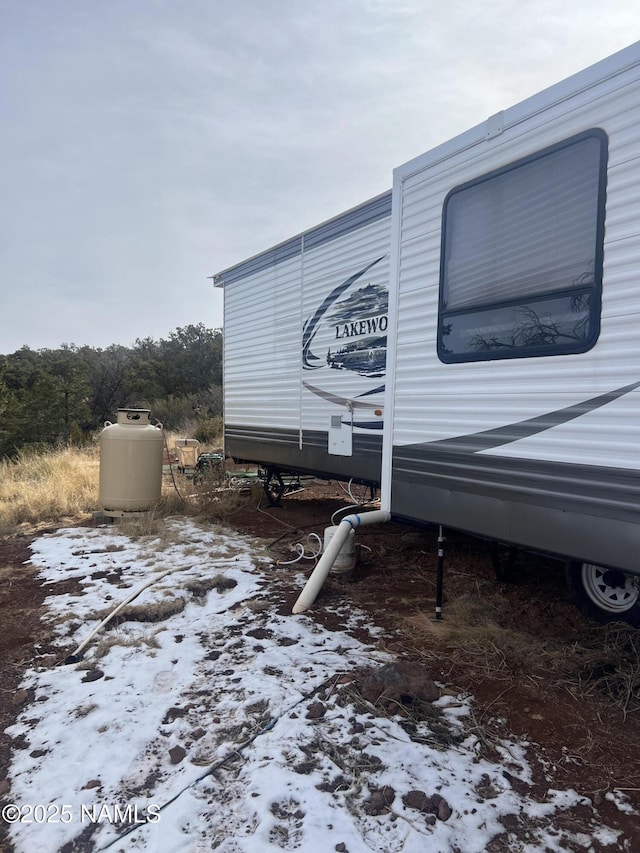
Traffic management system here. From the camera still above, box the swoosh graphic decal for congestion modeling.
[427,380,640,453]
[302,381,383,410]
[356,384,385,398]
[302,256,386,369]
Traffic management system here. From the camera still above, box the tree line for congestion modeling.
[0,324,222,458]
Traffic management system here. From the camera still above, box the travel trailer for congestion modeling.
[382,41,640,624]
[217,42,640,625]
[213,192,391,499]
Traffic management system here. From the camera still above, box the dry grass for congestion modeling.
[0,445,101,535]
[189,480,254,523]
[401,586,640,794]
[114,490,189,540]
[88,596,187,627]
[245,599,272,613]
[564,623,640,719]
[0,442,202,537]
[405,591,640,716]
[184,574,238,596]
[73,630,163,667]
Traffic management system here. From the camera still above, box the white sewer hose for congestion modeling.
[292,510,391,614]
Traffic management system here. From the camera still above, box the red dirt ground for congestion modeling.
[1,481,640,851]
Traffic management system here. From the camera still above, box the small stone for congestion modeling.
[190,727,206,741]
[81,670,104,683]
[358,661,439,709]
[29,749,48,758]
[306,702,326,719]
[403,790,431,812]
[335,844,348,852]
[431,794,452,821]
[12,689,29,707]
[169,745,186,765]
[82,779,102,790]
[364,785,395,816]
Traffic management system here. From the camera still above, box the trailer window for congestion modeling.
[438,130,607,362]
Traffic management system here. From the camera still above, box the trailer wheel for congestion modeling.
[566,561,640,626]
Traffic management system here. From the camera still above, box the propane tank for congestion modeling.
[98,408,163,513]
[324,525,357,574]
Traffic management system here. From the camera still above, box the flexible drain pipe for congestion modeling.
[292,510,391,614]
[64,563,194,664]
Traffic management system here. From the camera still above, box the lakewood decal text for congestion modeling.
[335,315,388,339]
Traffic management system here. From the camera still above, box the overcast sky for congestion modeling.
[1,1,638,354]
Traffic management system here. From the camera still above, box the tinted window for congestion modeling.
[438,130,607,362]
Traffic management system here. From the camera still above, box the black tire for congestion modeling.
[566,561,640,626]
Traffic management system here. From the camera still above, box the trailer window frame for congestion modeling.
[437,129,608,364]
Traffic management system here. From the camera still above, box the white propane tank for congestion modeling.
[98,408,164,513]
[324,525,357,574]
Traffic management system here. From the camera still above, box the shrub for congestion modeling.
[193,416,222,446]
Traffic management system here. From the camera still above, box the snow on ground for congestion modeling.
[4,519,624,852]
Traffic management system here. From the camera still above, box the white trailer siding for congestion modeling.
[216,192,391,484]
[384,42,640,574]
[223,253,302,436]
